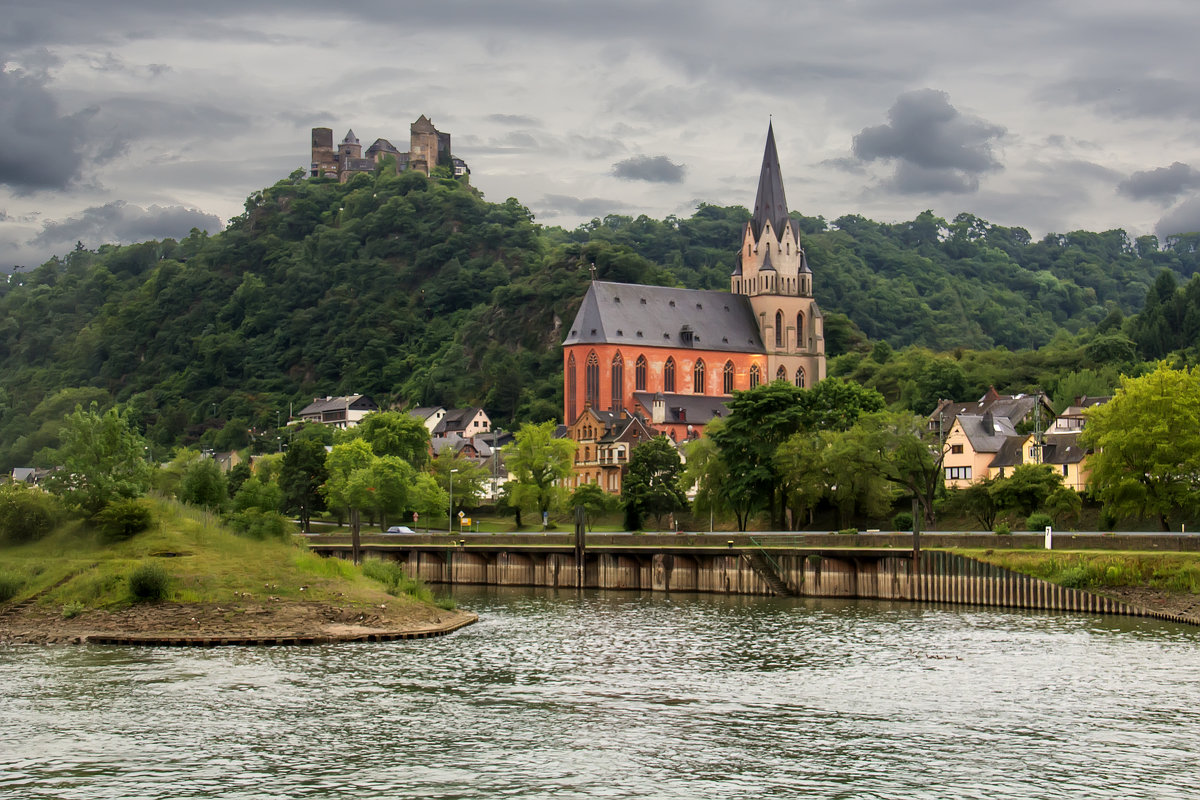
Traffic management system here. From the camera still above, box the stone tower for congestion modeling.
[310,127,337,178]
[731,123,826,387]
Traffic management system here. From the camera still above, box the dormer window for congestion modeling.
[680,325,694,346]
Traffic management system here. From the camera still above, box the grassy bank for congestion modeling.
[962,549,1200,594]
[0,497,451,614]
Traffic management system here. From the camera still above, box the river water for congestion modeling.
[2,588,1199,799]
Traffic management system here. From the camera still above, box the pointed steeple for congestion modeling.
[342,129,359,144]
[751,122,789,240]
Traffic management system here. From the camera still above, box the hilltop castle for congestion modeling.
[310,115,469,182]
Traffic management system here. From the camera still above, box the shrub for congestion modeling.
[1058,566,1091,589]
[837,528,858,535]
[0,573,22,603]
[1099,508,1118,531]
[61,600,85,619]
[362,558,432,602]
[892,511,913,532]
[1026,512,1053,532]
[993,523,1012,535]
[93,498,154,542]
[226,509,290,540]
[0,483,62,545]
[129,562,169,602]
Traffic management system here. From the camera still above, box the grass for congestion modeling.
[0,496,427,614]
[961,549,1200,594]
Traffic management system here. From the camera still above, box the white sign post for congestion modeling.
[1044,525,1053,550]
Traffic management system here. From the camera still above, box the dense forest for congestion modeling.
[1,164,1199,470]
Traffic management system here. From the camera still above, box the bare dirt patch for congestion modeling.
[0,600,476,645]
[1099,587,1200,624]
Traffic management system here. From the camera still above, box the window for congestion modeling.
[723,361,735,394]
[664,357,676,392]
[567,353,577,423]
[950,444,963,455]
[1062,464,1069,476]
[945,466,972,481]
[796,311,805,344]
[775,310,783,348]
[585,351,600,410]
[610,352,623,411]
[776,365,787,382]
[635,355,647,391]
[693,359,705,394]
[749,364,760,389]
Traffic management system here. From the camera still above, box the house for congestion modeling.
[561,123,826,449]
[929,386,1055,436]
[213,451,243,473]
[1047,396,1110,434]
[565,407,657,494]
[942,412,1018,488]
[408,406,446,433]
[433,407,491,437]
[296,395,379,429]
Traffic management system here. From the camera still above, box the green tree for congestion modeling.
[773,432,829,530]
[621,436,688,530]
[990,463,1064,518]
[570,482,616,531]
[179,458,228,511]
[432,453,490,511]
[44,404,152,516]
[1081,363,1200,530]
[502,421,576,522]
[408,472,448,530]
[851,411,946,527]
[683,420,756,531]
[339,411,431,468]
[278,438,328,532]
[232,475,284,513]
[355,455,415,531]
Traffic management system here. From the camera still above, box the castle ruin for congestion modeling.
[310,115,469,182]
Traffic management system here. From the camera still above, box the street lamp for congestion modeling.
[448,473,453,533]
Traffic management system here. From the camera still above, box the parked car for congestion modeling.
[385,526,415,534]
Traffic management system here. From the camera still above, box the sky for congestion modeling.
[3,0,1200,271]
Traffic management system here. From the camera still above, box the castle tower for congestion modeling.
[731,123,825,387]
[410,115,440,175]
[310,127,337,178]
[337,130,362,167]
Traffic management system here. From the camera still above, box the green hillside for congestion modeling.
[1,165,1199,470]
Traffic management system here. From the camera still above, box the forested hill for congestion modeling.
[1,166,1198,468]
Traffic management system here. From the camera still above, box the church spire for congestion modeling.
[751,122,789,240]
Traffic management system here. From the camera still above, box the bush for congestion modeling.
[0,483,62,545]
[61,600,85,619]
[362,558,432,602]
[93,498,154,542]
[837,528,858,535]
[1099,508,1118,531]
[226,509,291,540]
[0,573,22,603]
[1058,566,1091,589]
[129,562,169,602]
[993,523,1012,535]
[1026,512,1054,532]
[892,511,913,532]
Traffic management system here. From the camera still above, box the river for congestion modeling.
[2,588,1198,799]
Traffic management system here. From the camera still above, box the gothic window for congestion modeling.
[585,351,600,410]
[795,367,806,388]
[664,357,676,393]
[749,364,760,389]
[776,365,787,382]
[610,352,623,411]
[635,355,647,391]
[775,310,783,348]
[797,311,805,345]
[723,361,735,394]
[567,353,577,423]
[693,358,705,394]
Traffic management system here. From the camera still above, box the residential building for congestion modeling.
[295,395,379,429]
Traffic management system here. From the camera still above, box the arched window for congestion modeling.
[610,352,623,411]
[795,366,806,388]
[567,353,577,423]
[776,365,787,382]
[664,357,676,393]
[774,310,783,348]
[693,358,705,394]
[585,351,600,410]
[796,311,805,347]
[635,355,647,391]
[723,361,735,394]
[749,364,760,389]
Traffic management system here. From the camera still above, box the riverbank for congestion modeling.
[0,499,473,645]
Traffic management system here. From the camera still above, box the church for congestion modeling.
[560,124,826,489]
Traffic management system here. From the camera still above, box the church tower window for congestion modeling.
[610,352,623,411]
[776,365,787,382]
[775,310,783,348]
[723,361,735,394]
[749,364,760,389]
[693,359,705,394]
[796,311,805,347]
[635,355,647,391]
[585,351,600,410]
[664,357,676,393]
[567,353,577,423]
[795,366,806,388]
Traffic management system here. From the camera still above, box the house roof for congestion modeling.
[408,406,444,421]
[632,391,730,426]
[434,407,487,434]
[750,122,789,241]
[563,281,764,353]
[1040,433,1089,465]
[989,435,1028,468]
[929,388,1052,427]
[298,395,375,416]
[956,413,1017,454]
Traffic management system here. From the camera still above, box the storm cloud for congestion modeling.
[0,58,90,192]
[852,89,1006,194]
[32,201,221,250]
[611,155,686,184]
[1119,162,1200,203]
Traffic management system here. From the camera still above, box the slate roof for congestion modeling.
[632,391,730,426]
[563,281,764,353]
[342,129,359,145]
[957,413,1017,454]
[929,388,1052,428]
[989,436,1028,469]
[1040,433,1089,465]
[298,395,376,416]
[751,122,789,241]
[408,406,444,421]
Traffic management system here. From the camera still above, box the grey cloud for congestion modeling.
[0,61,89,192]
[851,89,1005,195]
[487,113,540,126]
[31,201,221,249]
[1045,76,1200,120]
[1119,162,1200,203]
[1157,196,1200,239]
[612,155,685,184]
[536,194,627,219]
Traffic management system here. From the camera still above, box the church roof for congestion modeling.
[750,122,789,241]
[563,281,765,353]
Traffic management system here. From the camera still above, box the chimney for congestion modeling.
[652,392,666,425]
[983,410,994,435]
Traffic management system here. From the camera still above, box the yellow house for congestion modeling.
[942,412,1018,489]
